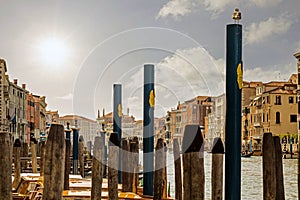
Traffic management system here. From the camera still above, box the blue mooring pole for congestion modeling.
[113,84,122,183]
[72,127,79,174]
[143,64,155,196]
[225,23,243,200]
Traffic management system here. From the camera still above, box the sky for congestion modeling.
[0,0,300,120]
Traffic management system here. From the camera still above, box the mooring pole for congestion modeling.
[143,64,155,196]
[72,127,79,174]
[113,83,122,183]
[225,13,243,200]
[64,124,72,190]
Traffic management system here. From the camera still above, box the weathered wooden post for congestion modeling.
[101,131,107,178]
[162,142,167,199]
[108,132,119,200]
[91,136,104,200]
[31,141,37,173]
[182,125,205,200]
[79,135,85,177]
[173,138,182,200]
[0,132,12,200]
[12,138,21,190]
[21,141,29,171]
[132,137,139,193]
[154,138,164,200]
[225,9,243,200]
[40,141,46,176]
[211,137,224,200]
[43,124,65,200]
[263,132,276,200]
[273,136,285,200]
[64,125,72,190]
[72,127,79,174]
[122,139,130,192]
[113,83,122,183]
[143,64,155,196]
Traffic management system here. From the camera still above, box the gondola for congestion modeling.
[241,151,253,158]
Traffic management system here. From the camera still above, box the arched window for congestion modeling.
[276,112,280,124]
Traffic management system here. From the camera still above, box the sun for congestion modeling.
[38,37,69,65]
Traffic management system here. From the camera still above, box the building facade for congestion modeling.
[166,96,213,145]
[243,75,298,150]
[59,115,100,147]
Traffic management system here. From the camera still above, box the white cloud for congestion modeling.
[157,0,282,19]
[121,47,224,118]
[244,64,295,82]
[201,0,235,15]
[244,16,292,45]
[56,93,73,100]
[157,0,201,19]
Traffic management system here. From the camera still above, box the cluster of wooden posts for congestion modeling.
[172,124,224,200]
[0,123,290,200]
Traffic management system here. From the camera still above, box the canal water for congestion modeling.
[157,151,298,199]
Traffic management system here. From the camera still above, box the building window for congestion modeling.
[289,96,294,104]
[275,96,281,105]
[266,113,269,122]
[276,112,280,124]
[290,114,297,123]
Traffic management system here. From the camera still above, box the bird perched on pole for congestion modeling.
[232,8,241,23]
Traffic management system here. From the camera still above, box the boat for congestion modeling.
[241,151,253,158]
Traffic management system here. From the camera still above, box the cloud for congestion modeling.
[121,47,224,118]
[201,0,235,15]
[250,0,282,7]
[244,63,295,82]
[244,16,292,45]
[56,93,73,100]
[157,0,283,19]
[157,0,202,19]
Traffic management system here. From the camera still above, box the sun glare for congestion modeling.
[38,37,69,65]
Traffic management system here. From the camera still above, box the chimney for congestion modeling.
[22,84,26,90]
[14,79,18,85]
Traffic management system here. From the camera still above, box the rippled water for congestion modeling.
[163,151,298,200]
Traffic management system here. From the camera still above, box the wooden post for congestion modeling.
[132,137,139,193]
[43,124,65,200]
[154,138,164,200]
[211,137,224,200]
[182,125,204,200]
[273,136,285,200]
[22,142,29,171]
[108,132,119,200]
[64,129,72,190]
[91,136,104,200]
[173,138,182,200]
[263,132,276,200]
[79,136,85,178]
[40,141,46,176]
[122,139,130,192]
[12,139,21,190]
[0,132,12,200]
[31,141,37,173]
[162,142,167,199]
